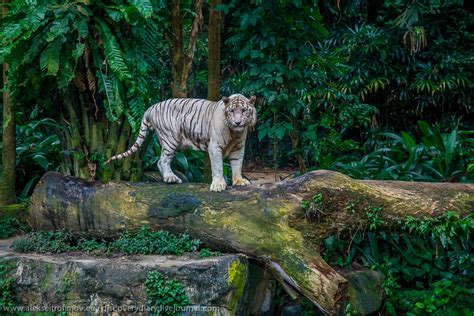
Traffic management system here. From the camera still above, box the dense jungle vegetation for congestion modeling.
[0,0,473,315]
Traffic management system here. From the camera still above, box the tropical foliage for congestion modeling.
[1,0,166,181]
[1,1,473,314]
[323,212,474,315]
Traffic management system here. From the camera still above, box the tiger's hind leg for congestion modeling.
[157,137,182,184]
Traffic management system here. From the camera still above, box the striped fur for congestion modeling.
[105,94,257,192]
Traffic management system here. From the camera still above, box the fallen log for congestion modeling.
[28,171,473,314]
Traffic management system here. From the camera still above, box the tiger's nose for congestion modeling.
[235,121,242,126]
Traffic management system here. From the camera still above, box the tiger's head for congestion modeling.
[222,94,257,132]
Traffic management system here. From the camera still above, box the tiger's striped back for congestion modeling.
[148,98,221,152]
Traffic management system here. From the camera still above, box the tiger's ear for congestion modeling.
[222,96,230,106]
[249,95,256,106]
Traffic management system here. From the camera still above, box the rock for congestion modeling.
[0,241,249,315]
[345,270,384,315]
[281,304,302,316]
[246,263,276,314]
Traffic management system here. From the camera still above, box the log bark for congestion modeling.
[28,171,473,314]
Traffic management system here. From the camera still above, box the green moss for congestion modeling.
[39,262,54,294]
[227,259,246,312]
[59,271,79,295]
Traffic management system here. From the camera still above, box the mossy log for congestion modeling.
[28,171,474,314]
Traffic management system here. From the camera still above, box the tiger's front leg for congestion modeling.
[208,141,227,192]
[229,146,251,186]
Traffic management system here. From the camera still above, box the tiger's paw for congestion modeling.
[163,174,182,184]
[210,178,227,192]
[232,178,251,186]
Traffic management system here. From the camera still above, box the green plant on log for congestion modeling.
[145,271,189,315]
[300,193,324,221]
[0,0,167,181]
[366,206,384,230]
[322,212,474,315]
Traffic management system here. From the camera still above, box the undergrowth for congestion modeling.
[145,271,189,315]
[0,218,29,239]
[322,211,474,315]
[0,261,15,311]
[11,227,201,256]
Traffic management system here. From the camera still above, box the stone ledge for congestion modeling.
[0,240,249,315]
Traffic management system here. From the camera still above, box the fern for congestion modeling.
[39,36,65,76]
[95,20,131,81]
[98,71,120,122]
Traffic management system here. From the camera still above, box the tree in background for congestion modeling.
[202,0,223,182]
[0,0,163,182]
[207,0,222,102]
[169,0,204,97]
[0,0,16,206]
[222,0,374,173]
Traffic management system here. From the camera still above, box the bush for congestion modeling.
[334,121,474,182]
[110,227,200,255]
[11,227,201,256]
[322,212,474,315]
[12,230,74,253]
[145,271,189,314]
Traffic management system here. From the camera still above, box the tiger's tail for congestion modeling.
[104,114,151,165]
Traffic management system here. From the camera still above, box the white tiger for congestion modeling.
[105,94,257,192]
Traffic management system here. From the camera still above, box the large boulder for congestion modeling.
[0,240,249,315]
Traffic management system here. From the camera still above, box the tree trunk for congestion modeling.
[169,0,204,98]
[28,170,473,314]
[0,0,16,206]
[208,0,222,102]
[60,92,140,182]
[204,0,223,183]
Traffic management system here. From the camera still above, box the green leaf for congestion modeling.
[95,20,131,81]
[39,36,65,76]
[32,154,49,170]
[98,72,119,121]
[58,53,75,89]
[72,42,85,61]
[276,126,286,140]
[46,16,70,42]
[175,152,189,172]
[21,176,39,199]
[401,132,416,154]
[258,128,267,142]
[129,0,153,19]
[444,130,457,166]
